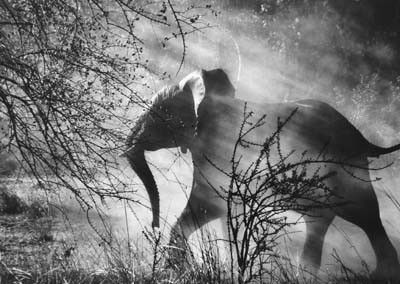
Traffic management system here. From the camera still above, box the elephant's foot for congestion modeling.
[297,261,320,282]
[165,229,192,270]
[299,249,323,279]
[165,247,188,270]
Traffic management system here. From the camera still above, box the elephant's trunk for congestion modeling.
[127,148,160,228]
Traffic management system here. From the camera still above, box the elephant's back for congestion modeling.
[195,97,374,171]
[237,99,372,159]
[283,99,372,158]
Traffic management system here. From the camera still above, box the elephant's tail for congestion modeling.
[368,142,400,158]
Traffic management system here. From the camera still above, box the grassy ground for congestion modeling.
[0,181,395,284]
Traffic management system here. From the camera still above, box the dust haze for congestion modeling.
[59,1,400,275]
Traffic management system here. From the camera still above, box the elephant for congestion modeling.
[123,68,400,278]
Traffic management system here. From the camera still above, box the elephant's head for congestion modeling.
[123,69,235,228]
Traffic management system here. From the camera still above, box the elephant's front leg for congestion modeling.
[168,181,225,265]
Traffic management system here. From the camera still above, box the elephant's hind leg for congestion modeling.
[364,217,400,279]
[344,198,400,279]
[337,178,400,279]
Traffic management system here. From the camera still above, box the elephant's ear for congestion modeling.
[179,69,235,117]
[179,70,206,117]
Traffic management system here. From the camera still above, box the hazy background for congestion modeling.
[3,0,400,276]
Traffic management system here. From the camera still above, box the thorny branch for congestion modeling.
[0,0,212,229]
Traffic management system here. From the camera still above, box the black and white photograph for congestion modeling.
[1,0,400,283]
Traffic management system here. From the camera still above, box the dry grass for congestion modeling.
[0,195,392,284]
[0,152,396,283]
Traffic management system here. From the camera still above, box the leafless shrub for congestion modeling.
[215,105,340,283]
[0,0,214,225]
